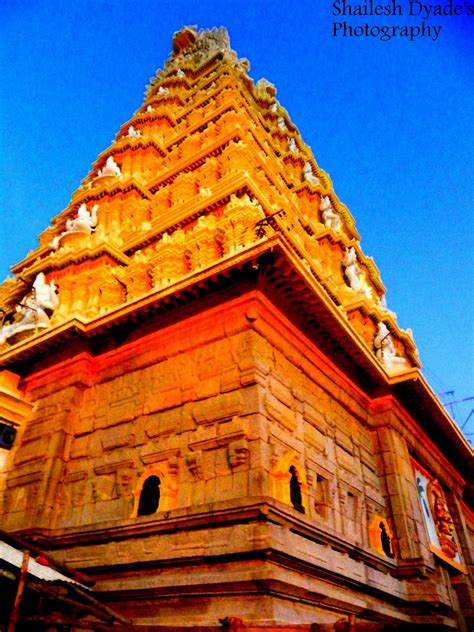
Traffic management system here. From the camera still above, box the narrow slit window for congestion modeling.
[289,465,305,514]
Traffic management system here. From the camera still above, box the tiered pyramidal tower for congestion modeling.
[0,27,472,631]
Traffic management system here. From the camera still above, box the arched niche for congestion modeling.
[137,475,161,516]
[131,461,178,518]
[270,450,307,514]
[369,515,394,558]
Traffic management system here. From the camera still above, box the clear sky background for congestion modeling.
[1,1,473,440]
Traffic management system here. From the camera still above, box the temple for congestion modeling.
[0,26,473,631]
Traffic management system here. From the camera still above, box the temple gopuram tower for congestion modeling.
[0,27,473,631]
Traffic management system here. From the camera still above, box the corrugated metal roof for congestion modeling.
[0,540,88,588]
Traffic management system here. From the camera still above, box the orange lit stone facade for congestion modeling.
[0,27,473,631]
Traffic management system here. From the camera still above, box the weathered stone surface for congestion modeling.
[192,391,244,425]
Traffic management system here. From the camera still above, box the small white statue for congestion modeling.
[158,86,170,95]
[97,156,122,178]
[146,105,155,113]
[321,196,341,231]
[0,273,58,345]
[127,125,142,138]
[176,69,185,77]
[343,247,361,291]
[277,117,287,131]
[378,294,388,311]
[377,294,397,320]
[66,203,98,234]
[51,204,98,249]
[270,103,278,113]
[374,322,407,369]
[287,138,297,153]
[303,162,319,186]
[32,272,59,312]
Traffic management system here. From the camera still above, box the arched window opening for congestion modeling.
[289,465,305,514]
[369,515,395,558]
[379,521,394,558]
[137,475,161,516]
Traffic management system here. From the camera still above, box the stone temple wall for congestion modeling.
[3,291,386,540]
[1,289,470,627]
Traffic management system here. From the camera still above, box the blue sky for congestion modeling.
[1,1,473,438]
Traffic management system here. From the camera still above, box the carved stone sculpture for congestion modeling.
[32,272,59,311]
[377,293,398,320]
[277,117,287,132]
[67,204,97,234]
[377,294,388,311]
[228,439,249,468]
[164,26,231,74]
[157,86,170,95]
[374,322,407,370]
[303,162,319,186]
[0,273,58,345]
[51,204,98,249]
[428,479,458,559]
[127,125,142,138]
[343,247,361,290]
[97,156,122,179]
[287,138,297,153]
[254,78,277,102]
[320,196,341,230]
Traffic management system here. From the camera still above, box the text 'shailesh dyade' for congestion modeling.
[332,0,474,16]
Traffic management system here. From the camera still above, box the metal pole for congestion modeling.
[7,550,30,632]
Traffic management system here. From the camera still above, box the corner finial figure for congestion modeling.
[254,78,277,103]
[320,195,341,230]
[97,156,122,179]
[287,138,297,153]
[303,162,319,186]
[377,293,398,320]
[0,273,58,345]
[343,247,361,290]
[127,125,142,138]
[66,203,98,234]
[51,203,98,249]
[374,322,407,370]
[163,26,231,75]
[32,272,59,312]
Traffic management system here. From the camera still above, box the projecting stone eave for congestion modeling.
[0,235,279,368]
[394,373,474,481]
[0,233,415,387]
[264,241,420,379]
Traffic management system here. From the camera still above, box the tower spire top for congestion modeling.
[165,26,232,72]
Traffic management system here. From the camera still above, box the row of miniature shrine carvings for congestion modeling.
[0,201,406,372]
